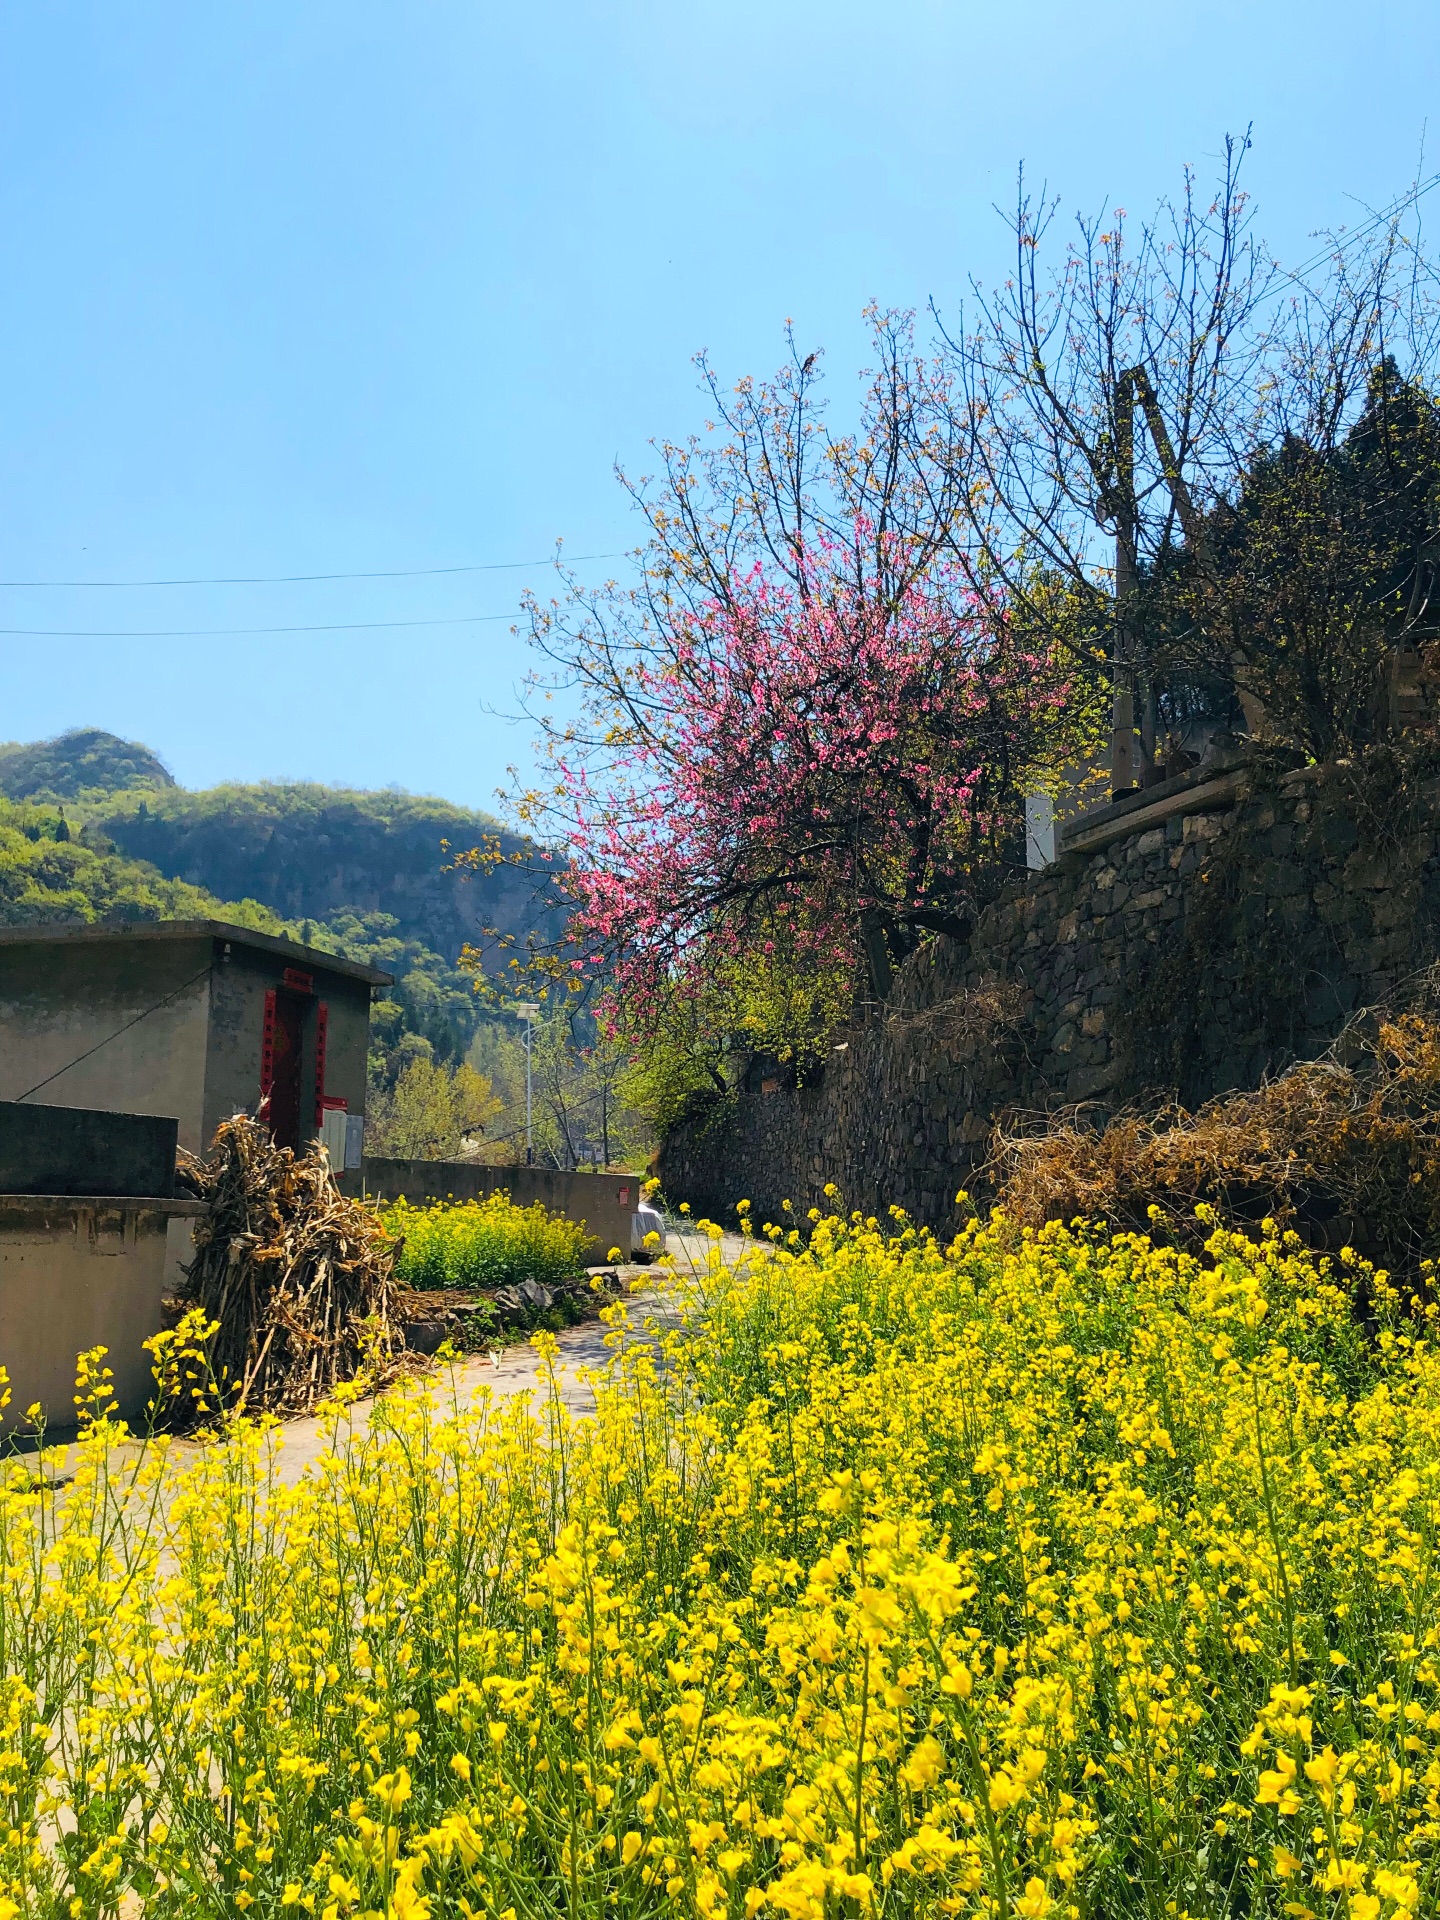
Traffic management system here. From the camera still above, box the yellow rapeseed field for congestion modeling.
[0,1202,1437,1919]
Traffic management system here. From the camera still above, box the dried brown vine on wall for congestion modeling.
[885,979,1029,1050]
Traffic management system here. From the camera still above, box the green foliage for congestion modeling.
[0,795,271,928]
[313,911,493,1073]
[0,727,176,804]
[1207,361,1440,758]
[382,1191,591,1289]
[523,1016,651,1170]
[449,1009,651,1171]
[622,945,853,1136]
[365,1060,500,1161]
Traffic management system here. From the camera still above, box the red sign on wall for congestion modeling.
[313,1001,329,1127]
[259,989,277,1117]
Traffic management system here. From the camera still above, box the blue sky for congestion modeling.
[2,0,1438,811]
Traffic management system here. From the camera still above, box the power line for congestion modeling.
[0,612,522,638]
[0,549,623,589]
[1276,171,1440,291]
[13,963,214,1102]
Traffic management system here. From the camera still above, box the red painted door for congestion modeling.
[267,991,306,1150]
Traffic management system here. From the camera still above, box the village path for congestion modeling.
[204,1226,760,1484]
[15,1230,761,1485]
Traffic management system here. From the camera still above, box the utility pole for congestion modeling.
[1111,372,1139,798]
[516,1002,540,1165]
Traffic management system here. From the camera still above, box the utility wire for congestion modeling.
[0,550,624,589]
[1275,171,1440,291]
[0,612,520,638]
[13,963,215,1103]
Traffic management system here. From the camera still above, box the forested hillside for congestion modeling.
[93,780,550,963]
[0,794,243,925]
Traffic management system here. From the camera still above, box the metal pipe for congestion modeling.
[516,1002,540,1165]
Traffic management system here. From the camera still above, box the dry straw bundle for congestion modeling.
[991,1002,1440,1280]
[175,1114,407,1417]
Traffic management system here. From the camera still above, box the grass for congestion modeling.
[0,1206,1437,1917]
[380,1191,594,1292]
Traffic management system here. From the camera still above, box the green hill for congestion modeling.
[0,727,176,803]
[92,779,545,964]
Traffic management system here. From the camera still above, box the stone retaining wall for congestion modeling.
[657,752,1440,1232]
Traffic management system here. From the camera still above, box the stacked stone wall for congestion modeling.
[658,753,1440,1232]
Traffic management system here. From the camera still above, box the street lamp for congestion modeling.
[515,1003,540,1165]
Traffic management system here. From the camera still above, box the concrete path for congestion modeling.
[262,1307,625,1483]
[13,1233,767,1487]
[255,1231,766,1483]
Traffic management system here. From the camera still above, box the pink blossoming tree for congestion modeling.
[480,321,1102,1072]
[554,543,1074,1027]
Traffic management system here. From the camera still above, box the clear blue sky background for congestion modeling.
[2,0,1437,811]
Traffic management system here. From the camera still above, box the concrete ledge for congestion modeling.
[1059,770,1240,857]
[0,1100,180,1200]
[0,1195,193,1428]
[0,1194,204,1218]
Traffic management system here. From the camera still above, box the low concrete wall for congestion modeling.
[0,1100,178,1199]
[0,1195,202,1432]
[342,1159,639,1262]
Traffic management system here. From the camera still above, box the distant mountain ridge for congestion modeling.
[1,729,549,966]
[96,779,540,965]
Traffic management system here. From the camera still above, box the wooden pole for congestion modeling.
[1111,373,1138,796]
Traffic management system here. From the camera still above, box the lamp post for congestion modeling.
[516,1003,540,1165]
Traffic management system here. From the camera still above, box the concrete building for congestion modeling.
[0,921,391,1156]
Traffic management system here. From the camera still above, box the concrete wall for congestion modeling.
[0,934,212,1147]
[0,1196,198,1432]
[344,1159,639,1263]
[0,1100,178,1199]
[659,752,1440,1234]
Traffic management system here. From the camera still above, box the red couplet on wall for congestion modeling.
[313,1002,329,1128]
[259,989,277,1113]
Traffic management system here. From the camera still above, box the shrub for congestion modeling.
[2,1210,1437,1916]
[382,1190,592,1290]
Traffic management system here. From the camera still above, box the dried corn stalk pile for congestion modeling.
[175,1114,407,1416]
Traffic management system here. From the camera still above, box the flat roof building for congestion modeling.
[0,920,391,1157]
